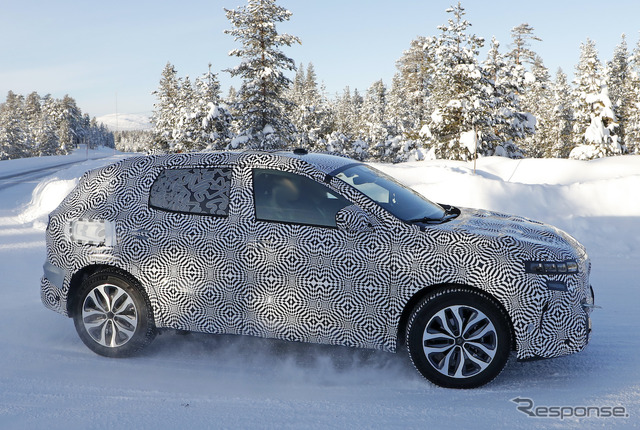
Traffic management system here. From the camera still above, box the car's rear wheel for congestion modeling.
[406,286,512,388]
[73,270,156,357]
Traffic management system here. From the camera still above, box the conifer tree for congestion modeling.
[0,91,28,159]
[607,35,631,149]
[507,23,542,67]
[548,69,575,158]
[483,37,530,158]
[151,62,181,152]
[521,56,554,157]
[428,3,499,160]
[571,39,621,159]
[37,94,61,156]
[287,62,329,149]
[626,38,640,154]
[394,36,437,138]
[195,67,233,150]
[332,87,357,140]
[224,0,301,149]
[361,80,389,156]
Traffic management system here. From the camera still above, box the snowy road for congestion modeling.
[0,151,638,429]
[0,160,91,192]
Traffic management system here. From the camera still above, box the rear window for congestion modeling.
[149,167,231,216]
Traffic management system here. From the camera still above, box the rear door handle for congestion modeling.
[130,229,151,240]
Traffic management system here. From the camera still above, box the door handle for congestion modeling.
[130,229,151,240]
[248,238,274,248]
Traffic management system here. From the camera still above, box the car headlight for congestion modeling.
[524,260,579,275]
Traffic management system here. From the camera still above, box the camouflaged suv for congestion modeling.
[41,150,595,388]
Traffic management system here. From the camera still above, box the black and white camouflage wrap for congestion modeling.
[41,151,593,360]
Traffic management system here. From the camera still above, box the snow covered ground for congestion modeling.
[96,113,152,132]
[0,150,638,429]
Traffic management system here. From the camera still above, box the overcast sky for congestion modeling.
[1,0,639,118]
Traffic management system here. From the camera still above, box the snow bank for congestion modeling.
[10,150,131,228]
[374,156,640,218]
[372,155,640,256]
[18,177,79,227]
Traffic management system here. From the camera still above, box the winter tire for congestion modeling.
[406,286,512,388]
[73,270,156,357]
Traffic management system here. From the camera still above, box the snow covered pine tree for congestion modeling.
[225,0,301,149]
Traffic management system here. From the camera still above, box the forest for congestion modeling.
[3,1,640,162]
[0,92,114,160]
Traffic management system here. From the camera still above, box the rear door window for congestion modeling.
[149,167,231,216]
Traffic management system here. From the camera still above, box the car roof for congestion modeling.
[278,150,358,174]
[118,150,359,176]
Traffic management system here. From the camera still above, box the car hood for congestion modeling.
[444,208,587,259]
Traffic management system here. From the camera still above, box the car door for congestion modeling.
[241,166,392,350]
[140,165,238,332]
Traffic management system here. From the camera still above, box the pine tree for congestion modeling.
[57,95,81,153]
[38,94,61,156]
[607,34,631,150]
[361,80,389,158]
[0,91,28,159]
[333,86,363,141]
[507,23,542,67]
[195,67,233,150]
[224,0,301,149]
[571,39,621,159]
[483,37,531,158]
[548,69,575,158]
[520,56,554,157]
[626,38,640,154]
[394,36,437,138]
[427,3,498,160]
[151,62,181,152]
[24,92,42,155]
[173,76,199,152]
[287,62,329,149]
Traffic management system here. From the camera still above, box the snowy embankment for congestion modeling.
[0,152,638,429]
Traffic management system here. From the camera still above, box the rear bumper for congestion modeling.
[41,262,69,316]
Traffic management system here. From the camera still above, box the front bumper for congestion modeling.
[517,282,595,361]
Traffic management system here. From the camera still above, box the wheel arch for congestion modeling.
[396,283,516,352]
[66,265,150,318]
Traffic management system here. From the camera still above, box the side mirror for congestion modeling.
[335,205,374,232]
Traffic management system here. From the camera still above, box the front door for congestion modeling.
[241,167,392,350]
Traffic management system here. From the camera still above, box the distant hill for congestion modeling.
[96,113,152,131]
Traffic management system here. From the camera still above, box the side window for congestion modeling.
[149,167,231,216]
[253,169,350,227]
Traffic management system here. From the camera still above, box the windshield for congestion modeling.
[333,164,446,222]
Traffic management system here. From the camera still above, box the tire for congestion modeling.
[406,286,512,389]
[72,270,156,357]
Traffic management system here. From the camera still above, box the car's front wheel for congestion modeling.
[406,286,512,388]
[72,270,156,357]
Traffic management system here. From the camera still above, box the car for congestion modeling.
[41,149,595,388]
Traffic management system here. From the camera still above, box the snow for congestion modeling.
[460,130,478,154]
[584,115,608,144]
[524,71,536,84]
[1,151,639,428]
[229,135,250,149]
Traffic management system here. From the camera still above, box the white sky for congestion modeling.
[1,0,639,118]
